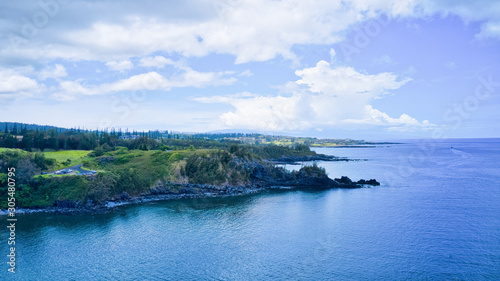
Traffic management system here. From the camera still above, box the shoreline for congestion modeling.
[0,186,266,216]
[0,153,379,216]
[0,179,378,216]
[268,154,354,164]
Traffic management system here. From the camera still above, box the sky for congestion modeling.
[1,0,499,140]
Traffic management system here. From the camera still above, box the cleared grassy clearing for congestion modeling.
[44,150,91,169]
[44,150,91,162]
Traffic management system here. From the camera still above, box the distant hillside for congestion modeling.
[0,122,68,133]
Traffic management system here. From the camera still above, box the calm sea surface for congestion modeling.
[1,139,499,280]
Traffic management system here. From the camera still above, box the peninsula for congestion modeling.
[0,123,380,214]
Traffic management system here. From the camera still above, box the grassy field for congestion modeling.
[44,150,91,162]
[43,150,91,169]
[310,143,344,147]
[0,148,91,161]
[0,149,91,172]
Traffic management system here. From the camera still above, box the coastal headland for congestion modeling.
[0,125,380,215]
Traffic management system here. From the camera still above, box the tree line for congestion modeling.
[0,122,245,152]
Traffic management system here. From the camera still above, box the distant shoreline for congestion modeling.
[315,145,377,148]
[311,142,402,148]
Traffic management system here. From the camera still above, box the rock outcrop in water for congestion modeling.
[269,154,349,164]
[249,162,378,189]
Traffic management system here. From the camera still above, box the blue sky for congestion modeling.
[1,0,499,139]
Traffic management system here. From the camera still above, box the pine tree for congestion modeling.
[11,123,18,135]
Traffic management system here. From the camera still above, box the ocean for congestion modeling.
[1,139,499,280]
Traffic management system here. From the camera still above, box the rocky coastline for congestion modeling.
[268,154,352,164]
[0,158,379,216]
[1,179,379,216]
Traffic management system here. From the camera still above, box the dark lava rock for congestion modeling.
[335,176,353,185]
[54,200,77,208]
[356,179,380,186]
[269,154,348,164]
[120,192,130,200]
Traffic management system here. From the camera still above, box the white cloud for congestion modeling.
[51,68,236,101]
[51,72,168,101]
[1,0,500,66]
[2,0,499,65]
[345,105,431,131]
[419,0,500,39]
[196,92,313,131]
[51,80,94,101]
[476,21,500,39]
[106,60,134,72]
[139,56,175,68]
[0,69,45,99]
[329,48,337,63]
[170,68,236,88]
[38,64,68,80]
[238,70,253,77]
[106,72,168,92]
[295,60,408,96]
[0,1,408,64]
[194,92,258,103]
[196,60,432,131]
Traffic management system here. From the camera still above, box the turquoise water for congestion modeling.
[2,139,500,280]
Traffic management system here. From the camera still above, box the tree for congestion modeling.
[34,129,45,151]
[10,123,18,135]
[87,173,116,203]
[21,124,28,136]
[16,157,41,184]
[4,134,17,148]
[33,153,54,170]
[23,134,33,152]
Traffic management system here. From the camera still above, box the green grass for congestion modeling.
[310,143,341,147]
[44,150,91,168]
[44,150,91,162]
[271,140,294,146]
[0,148,25,153]
[80,166,94,171]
